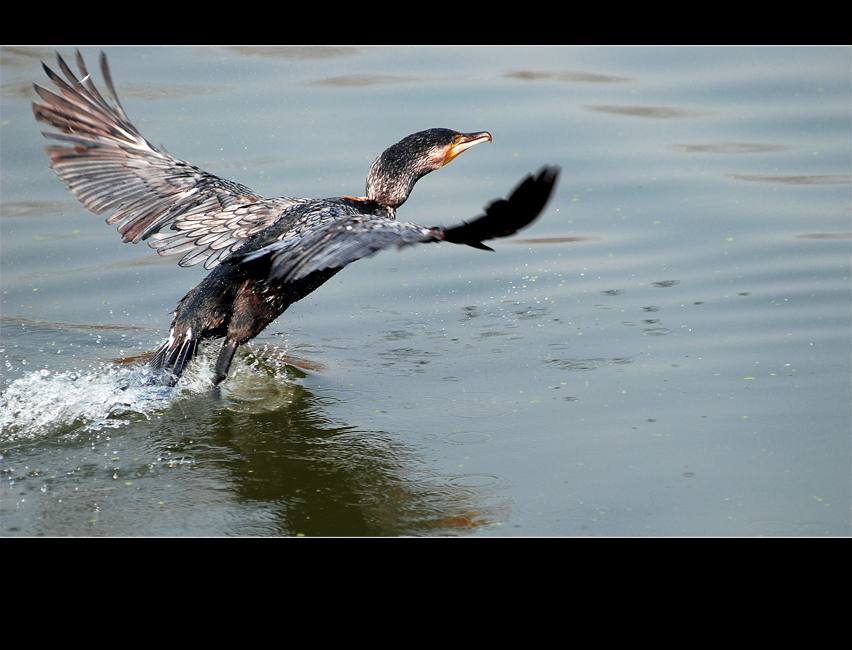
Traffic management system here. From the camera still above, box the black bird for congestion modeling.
[32,51,559,387]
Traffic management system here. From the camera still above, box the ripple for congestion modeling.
[510,235,601,245]
[583,104,714,119]
[670,142,791,154]
[642,327,672,336]
[796,233,852,239]
[504,70,632,83]
[445,474,502,488]
[731,174,851,185]
[444,431,492,445]
[309,73,418,87]
[543,356,634,372]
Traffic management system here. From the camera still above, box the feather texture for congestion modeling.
[235,166,559,282]
[33,50,300,270]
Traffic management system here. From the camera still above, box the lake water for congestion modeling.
[1,45,849,536]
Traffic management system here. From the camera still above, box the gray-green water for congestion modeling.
[2,46,850,536]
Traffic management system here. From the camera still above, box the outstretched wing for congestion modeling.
[240,165,560,282]
[32,50,299,270]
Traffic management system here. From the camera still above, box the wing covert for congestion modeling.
[239,214,437,282]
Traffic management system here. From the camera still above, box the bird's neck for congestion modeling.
[365,149,433,211]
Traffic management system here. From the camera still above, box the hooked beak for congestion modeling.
[443,131,492,166]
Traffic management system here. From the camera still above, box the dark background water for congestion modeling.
[2,46,850,536]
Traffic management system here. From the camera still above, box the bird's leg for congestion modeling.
[214,338,240,386]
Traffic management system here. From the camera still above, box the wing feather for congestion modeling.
[32,50,298,269]
[440,166,560,250]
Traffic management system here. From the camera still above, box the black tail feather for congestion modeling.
[146,330,199,387]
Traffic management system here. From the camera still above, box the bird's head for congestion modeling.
[365,128,491,210]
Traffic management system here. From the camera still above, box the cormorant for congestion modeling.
[32,51,559,387]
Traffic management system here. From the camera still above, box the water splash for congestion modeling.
[0,363,204,441]
[1,344,311,440]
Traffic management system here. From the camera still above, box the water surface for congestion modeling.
[2,46,850,536]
